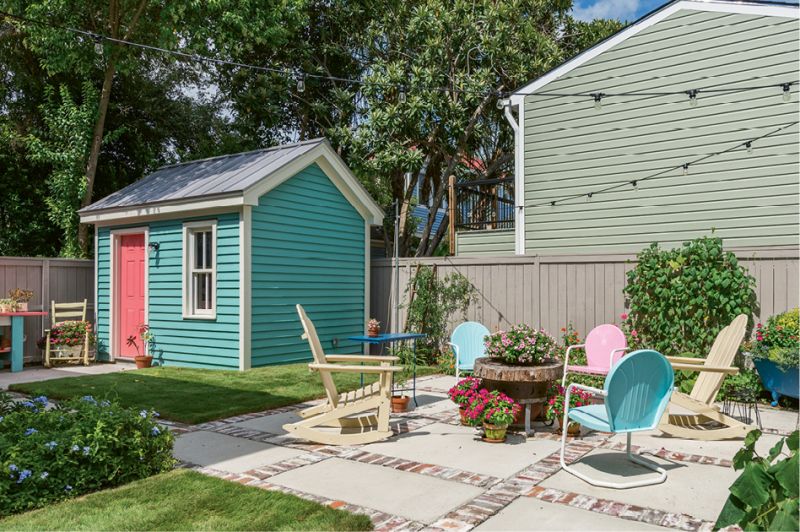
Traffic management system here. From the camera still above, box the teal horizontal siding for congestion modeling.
[250,162,366,367]
[95,213,240,370]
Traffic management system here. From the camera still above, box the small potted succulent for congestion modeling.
[367,318,381,337]
[0,298,18,313]
[8,288,33,311]
[127,323,155,369]
[447,376,482,425]
[545,383,593,437]
[465,388,520,443]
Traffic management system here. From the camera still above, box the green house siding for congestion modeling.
[522,9,799,254]
[95,213,240,369]
[456,229,515,256]
[96,227,111,360]
[250,163,365,366]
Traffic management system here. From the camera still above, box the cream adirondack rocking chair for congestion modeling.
[659,314,750,440]
[283,305,403,445]
[44,299,90,367]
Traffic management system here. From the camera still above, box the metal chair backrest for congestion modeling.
[585,324,627,369]
[296,304,338,405]
[691,314,748,405]
[52,300,87,323]
[604,349,674,432]
[451,321,491,369]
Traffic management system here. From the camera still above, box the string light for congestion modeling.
[746,141,753,154]
[536,121,798,209]
[586,192,594,202]
[686,89,698,107]
[93,35,103,55]
[296,75,305,93]
[496,98,506,110]
[783,83,792,102]
[398,86,407,103]
[592,93,604,110]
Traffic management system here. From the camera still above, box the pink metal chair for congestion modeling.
[561,324,628,386]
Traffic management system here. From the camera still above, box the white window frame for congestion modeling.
[182,220,217,320]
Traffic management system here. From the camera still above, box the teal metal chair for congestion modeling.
[448,322,490,377]
[560,349,674,489]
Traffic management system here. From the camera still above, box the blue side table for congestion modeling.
[347,333,426,405]
[0,311,48,372]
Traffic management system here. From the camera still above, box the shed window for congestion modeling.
[183,221,217,319]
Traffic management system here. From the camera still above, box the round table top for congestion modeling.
[473,357,563,382]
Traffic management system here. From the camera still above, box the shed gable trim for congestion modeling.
[510,0,800,102]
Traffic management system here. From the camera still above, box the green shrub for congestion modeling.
[716,429,798,530]
[0,393,174,516]
[623,237,758,357]
[753,308,799,370]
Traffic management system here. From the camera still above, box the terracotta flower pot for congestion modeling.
[458,407,469,425]
[16,302,28,312]
[391,395,410,413]
[482,422,508,443]
[134,355,153,369]
[558,419,581,437]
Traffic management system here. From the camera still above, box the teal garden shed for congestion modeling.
[79,139,384,370]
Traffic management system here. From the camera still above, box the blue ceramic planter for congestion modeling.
[753,358,799,406]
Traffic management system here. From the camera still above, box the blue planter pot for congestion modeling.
[753,358,799,406]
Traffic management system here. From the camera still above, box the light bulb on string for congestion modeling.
[398,86,407,103]
[591,93,604,111]
[682,163,689,176]
[496,97,506,110]
[746,141,753,154]
[586,192,594,202]
[93,36,103,55]
[782,83,791,102]
[631,180,639,192]
[296,76,306,93]
[686,89,698,107]
[550,201,556,207]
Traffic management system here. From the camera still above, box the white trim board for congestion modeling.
[108,227,149,360]
[181,220,218,320]
[510,0,800,101]
[239,206,252,371]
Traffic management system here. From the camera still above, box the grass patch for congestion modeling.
[10,363,439,424]
[0,469,373,531]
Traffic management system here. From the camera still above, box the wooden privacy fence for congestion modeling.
[0,257,94,364]
[371,247,799,338]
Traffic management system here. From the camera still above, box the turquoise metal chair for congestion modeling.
[448,322,490,377]
[560,349,674,489]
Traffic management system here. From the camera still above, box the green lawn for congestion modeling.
[9,363,439,424]
[0,469,372,531]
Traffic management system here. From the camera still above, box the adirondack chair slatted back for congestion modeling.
[51,300,87,324]
[296,305,339,406]
[691,314,748,405]
[451,322,491,369]
[585,324,627,368]
[604,349,674,432]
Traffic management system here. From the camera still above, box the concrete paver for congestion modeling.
[0,362,132,390]
[416,375,458,393]
[609,428,785,460]
[232,411,302,435]
[268,456,484,523]
[540,448,740,522]
[476,496,666,531]
[174,430,308,473]
[364,422,561,478]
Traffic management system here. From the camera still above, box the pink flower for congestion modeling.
[631,330,638,337]
[620,313,628,320]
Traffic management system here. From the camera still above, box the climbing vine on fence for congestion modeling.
[623,237,758,358]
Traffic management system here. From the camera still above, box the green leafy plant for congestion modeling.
[404,265,476,363]
[484,324,557,366]
[49,320,92,347]
[623,237,758,357]
[447,377,482,407]
[752,309,799,370]
[715,429,798,531]
[545,383,593,422]
[720,369,763,402]
[464,389,520,427]
[8,289,33,303]
[557,324,607,389]
[0,394,174,516]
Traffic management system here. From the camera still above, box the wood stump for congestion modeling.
[473,357,563,428]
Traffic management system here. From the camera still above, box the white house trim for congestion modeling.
[239,206,252,370]
[510,0,800,101]
[81,198,243,225]
[94,230,100,359]
[515,104,526,255]
[363,219,371,355]
[108,226,149,360]
[182,220,218,320]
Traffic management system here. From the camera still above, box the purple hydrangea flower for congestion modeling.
[82,446,91,456]
[45,441,58,450]
[24,428,38,436]
[17,469,31,483]
[65,485,73,492]
[151,426,161,436]
[81,396,97,404]
[8,464,17,472]
[139,410,148,418]
[40,471,49,479]
[71,444,80,452]
[33,396,48,405]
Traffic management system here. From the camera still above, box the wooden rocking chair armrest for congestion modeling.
[670,363,739,374]
[665,356,705,364]
[308,363,404,374]
[324,355,401,363]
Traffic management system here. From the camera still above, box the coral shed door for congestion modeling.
[115,233,146,358]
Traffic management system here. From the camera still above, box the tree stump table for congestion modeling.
[473,357,563,436]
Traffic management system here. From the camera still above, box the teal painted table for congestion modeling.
[0,311,48,372]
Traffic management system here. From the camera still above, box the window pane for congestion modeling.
[194,231,204,269]
[194,273,208,310]
[204,231,213,270]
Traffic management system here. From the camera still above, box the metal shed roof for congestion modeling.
[81,138,325,213]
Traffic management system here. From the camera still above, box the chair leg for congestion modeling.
[561,431,667,489]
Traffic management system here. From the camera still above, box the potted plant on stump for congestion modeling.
[448,376,482,425]
[127,324,155,369]
[465,388,520,443]
[545,383,592,437]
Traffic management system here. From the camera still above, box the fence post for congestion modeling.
[448,175,456,255]
[41,259,50,334]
